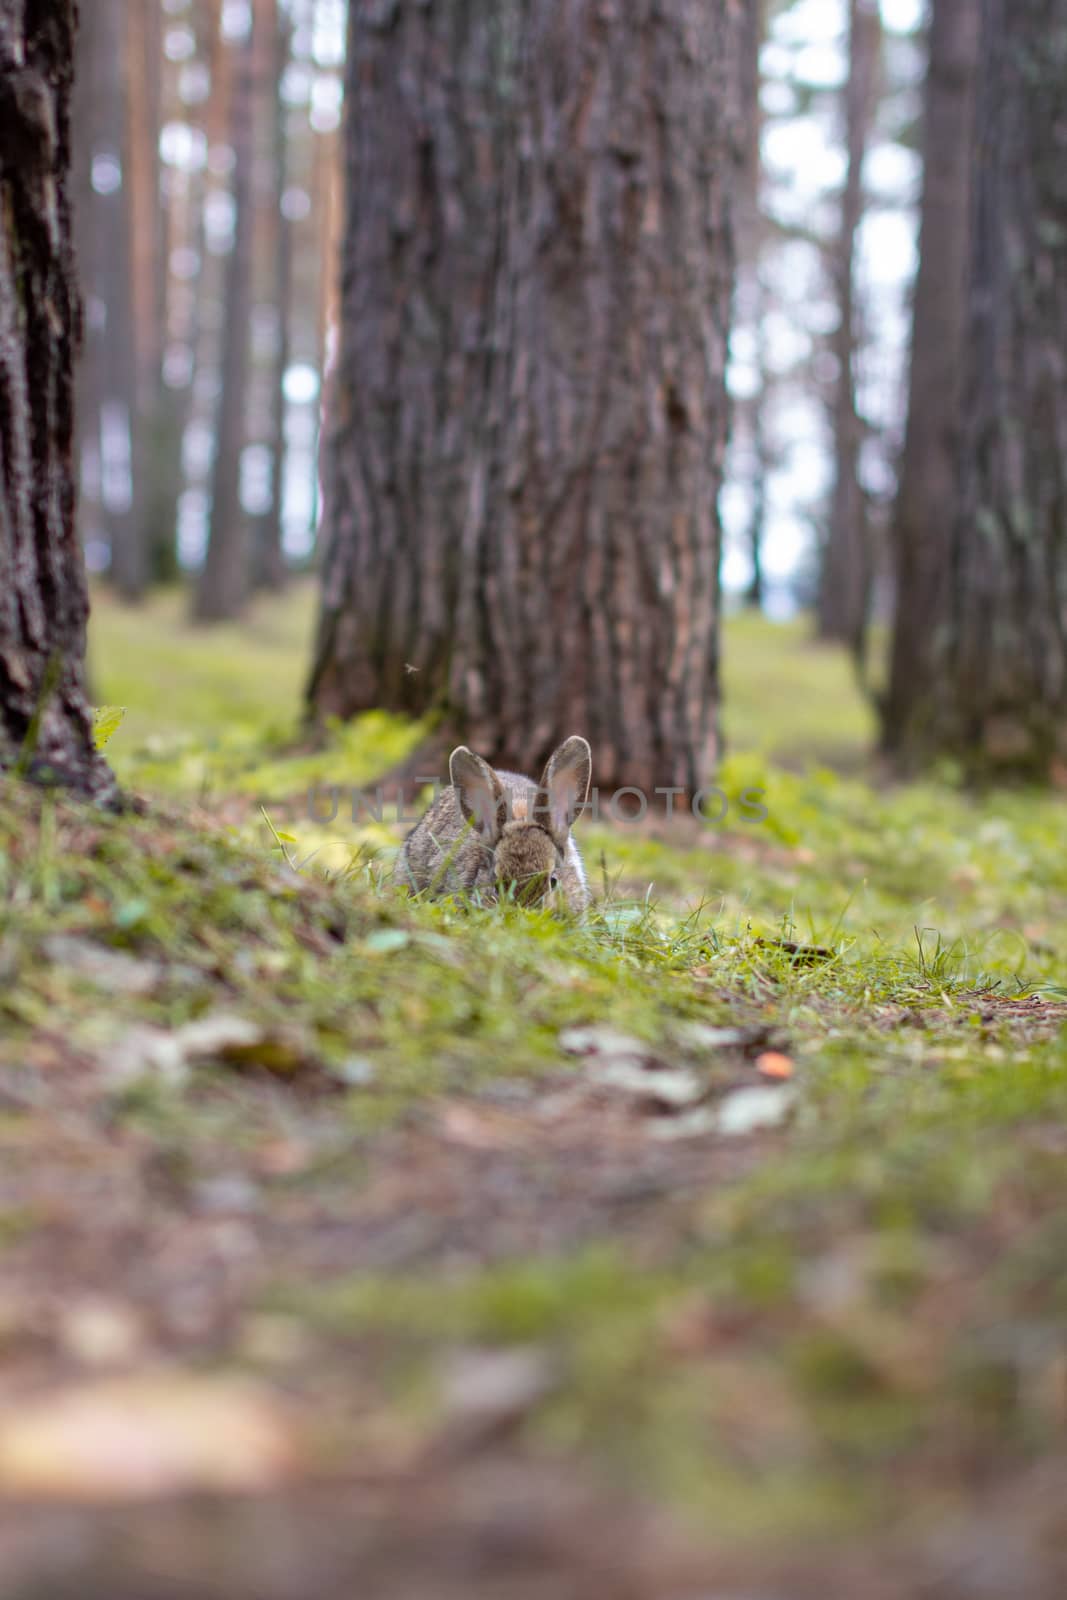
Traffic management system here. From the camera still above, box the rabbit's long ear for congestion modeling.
[540,736,592,845]
[450,747,505,841]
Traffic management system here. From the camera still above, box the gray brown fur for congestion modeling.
[394,737,592,912]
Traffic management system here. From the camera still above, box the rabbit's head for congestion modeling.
[449,736,592,906]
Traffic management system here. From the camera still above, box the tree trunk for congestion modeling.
[309,2,514,718]
[0,2,116,801]
[71,0,104,558]
[881,0,980,757]
[311,0,734,798]
[128,0,176,586]
[252,0,291,593]
[95,0,146,600]
[72,0,144,591]
[734,0,768,612]
[194,7,256,622]
[924,0,1067,776]
[154,0,221,589]
[817,0,880,650]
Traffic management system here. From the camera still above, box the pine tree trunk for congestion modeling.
[927,0,1067,776]
[817,0,880,650]
[881,0,980,757]
[194,8,256,622]
[72,0,142,588]
[71,0,104,555]
[309,2,514,718]
[96,0,146,600]
[152,0,220,590]
[311,0,734,797]
[128,0,175,586]
[252,0,291,593]
[734,0,768,612]
[0,3,116,801]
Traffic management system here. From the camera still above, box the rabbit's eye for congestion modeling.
[549,872,560,892]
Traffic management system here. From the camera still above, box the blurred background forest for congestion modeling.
[77,0,919,632]
[75,0,344,610]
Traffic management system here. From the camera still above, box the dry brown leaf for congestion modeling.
[57,1297,144,1368]
[438,1103,531,1150]
[0,1372,298,1501]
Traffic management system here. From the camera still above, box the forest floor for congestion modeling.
[0,588,1065,1597]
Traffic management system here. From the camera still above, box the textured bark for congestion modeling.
[309,2,513,717]
[734,0,768,611]
[95,0,145,599]
[252,0,292,593]
[127,0,175,585]
[194,8,256,622]
[71,0,144,592]
[817,0,880,649]
[881,0,980,756]
[311,0,734,797]
[71,0,103,549]
[155,0,220,588]
[0,1,116,800]
[926,0,1067,776]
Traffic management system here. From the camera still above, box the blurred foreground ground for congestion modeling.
[0,591,1064,1596]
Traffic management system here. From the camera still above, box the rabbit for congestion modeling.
[394,735,592,912]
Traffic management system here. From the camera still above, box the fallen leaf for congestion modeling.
[91,706,126,750]
[58,1298,144,1368]
[104,1014,262,1089]
[648,1105,720,1140]
[0,1373,297,1501]
[756,1051,794,1081]
[438,1103,531,1150]
[365,928,411,954]
[559,1025,649,1061]
[431,1346,556,1458]
[43,935,162,996]
[104,1024,189,1088]
[334,1056,377,1087]
[676,1022,755,1050]
[714,1085,797,1137]
[104,1014,325,1090]
[254,1138,310,1176]
[589,1060,706,1109]
[561,1025,721,1114]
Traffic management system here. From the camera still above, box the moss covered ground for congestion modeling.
[0,585,1064,1597]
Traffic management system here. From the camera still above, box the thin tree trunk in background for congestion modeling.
[817,0,880,651]
[881,0,980,758]
[128,0,175,585]
[735,0,767,611]
[253,0,292,591]
[71,0,104,556]
[194,10,256,622]
[311,0,734,797]
[96,0,146,600]
[923,0,1067,776]
[0,3,116,801]
[128,0,163,428]
[161,0,223,587]
[309,106,342,545]
[746,296,771,611]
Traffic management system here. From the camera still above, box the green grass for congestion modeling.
[89,585,882,795]
[88,582,317,751]
[721,608,881,770]
[1,583,1063,1562]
